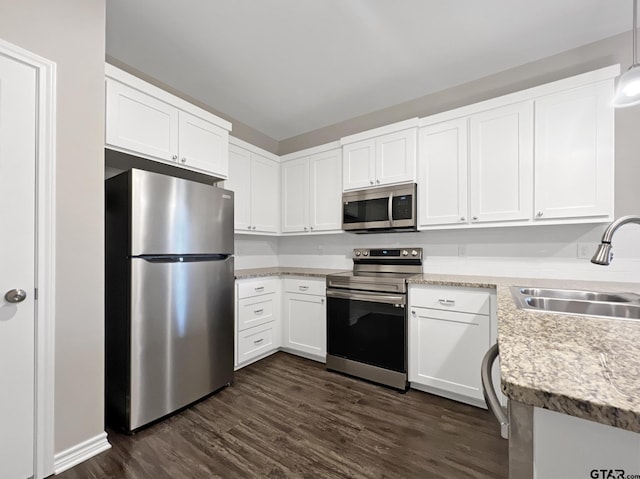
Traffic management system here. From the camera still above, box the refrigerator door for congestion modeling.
[130,169,234,256]
[128,255,234,431]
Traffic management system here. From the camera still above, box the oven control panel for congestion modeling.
[353,248,422,259]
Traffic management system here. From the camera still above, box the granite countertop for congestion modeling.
[234,266,346,279]
[408,273,640,433]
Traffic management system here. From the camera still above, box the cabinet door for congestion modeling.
[105,79,179,162]
[309,149,342,232]
[534,81,614,220]
[418,119,468,227]
[342,139,375,190]
[250,153,280,233]
[469,102,533,223]
[281,157,310,233]
[226,145,252,232]
[409,306,490,401]
[178,111,229,178]
[283,293,326,358]
[375,128,417,186]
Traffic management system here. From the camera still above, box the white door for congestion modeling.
[418,119,469,227]
[342,139,375,190]
[534,81,614,220]
[469,101,533,224]
[178,111,229,178]
[0,52,37,479]
[250,153,280,233]
[281,157,309,233]
[105,79,179,162]
[283,293,326,357]
[375,128,416,186]
[226,144,252,232]
[309,149,342,232]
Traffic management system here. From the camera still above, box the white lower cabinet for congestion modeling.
[235,278,281,369]
[281,277,326,361]
[408,285,495,407]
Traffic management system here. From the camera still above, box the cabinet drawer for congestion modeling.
[283,277,325,296]
[237,279,278,299]
[238,295,275,331]
[237,323,276,363]
[410,285,490,315]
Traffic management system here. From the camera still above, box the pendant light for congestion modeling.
[613,0,640,107]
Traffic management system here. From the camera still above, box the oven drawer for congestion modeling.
[237,323,276,363]
[283,277,325,296]
[237,278,279,299]
[238,295,275,331]
[409,286,490,315]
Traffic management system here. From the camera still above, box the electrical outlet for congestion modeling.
[577,243,593,259]
[458,245,466,257]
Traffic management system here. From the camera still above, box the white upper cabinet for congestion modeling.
[418,118,468,227]
[251,153,280,233]
[105,64,231,179]
[376,128,417,186]
[469,101,533,224]
[417,65,618,230]
[105,79,179,161]
[178,111,228,177]
[309,149,342,232]
[226,140,280,234]
[227,144,252,231]
[281,158,309,232]
[534,81,614,221]
[342,140,376,190]
[341,120,418,191]
[281,146,342,234]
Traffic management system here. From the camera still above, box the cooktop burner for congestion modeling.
[326,248,423,293]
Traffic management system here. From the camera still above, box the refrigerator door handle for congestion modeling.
[133,254,232,263]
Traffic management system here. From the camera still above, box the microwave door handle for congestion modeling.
[388,192,394,228]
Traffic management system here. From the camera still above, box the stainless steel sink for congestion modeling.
[518,287,637,303]
[510,286,640,321]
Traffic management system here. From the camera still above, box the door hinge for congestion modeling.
[34,288,38,300]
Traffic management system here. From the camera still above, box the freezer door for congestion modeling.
[129,255,234,431]
[130,169,234,256]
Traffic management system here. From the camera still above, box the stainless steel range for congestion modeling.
[325,248,423,390]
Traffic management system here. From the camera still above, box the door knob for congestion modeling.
[4,288,27,303]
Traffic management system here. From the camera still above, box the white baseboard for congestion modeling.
[53,431,111,475]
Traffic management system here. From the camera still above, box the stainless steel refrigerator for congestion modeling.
[105,168,234,433]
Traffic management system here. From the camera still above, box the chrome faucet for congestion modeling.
[591,215,640,265]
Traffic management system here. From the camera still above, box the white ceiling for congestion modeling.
[106,0,632,141]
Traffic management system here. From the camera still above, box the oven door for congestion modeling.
[326,289,406,373]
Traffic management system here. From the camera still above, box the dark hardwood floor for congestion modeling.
[57,353,508,478]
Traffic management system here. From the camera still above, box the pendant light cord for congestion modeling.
[634,0,638,67]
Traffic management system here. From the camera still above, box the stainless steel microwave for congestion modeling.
[342,183,417,233]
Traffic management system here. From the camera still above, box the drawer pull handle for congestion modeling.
[299,285,309,291]
[254,338,264,345]
[254,308,264,315]
[438,299,455,306]
[254,286,265,292]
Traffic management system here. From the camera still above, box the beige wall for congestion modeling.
[0,0,106,453]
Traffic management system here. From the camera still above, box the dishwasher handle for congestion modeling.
[481,342,509,439]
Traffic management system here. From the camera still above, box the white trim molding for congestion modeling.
[53,432,111,475]
[0,38,57,479]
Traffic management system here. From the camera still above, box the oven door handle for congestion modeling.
[326,288,406,305]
